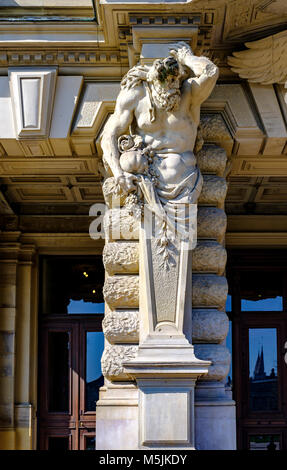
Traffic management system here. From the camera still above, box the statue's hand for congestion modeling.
[169,41,193,65]
[114,171,140,194]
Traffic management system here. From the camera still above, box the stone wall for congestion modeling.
[193,144,231,383]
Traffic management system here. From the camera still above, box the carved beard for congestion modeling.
[150,80,181,112]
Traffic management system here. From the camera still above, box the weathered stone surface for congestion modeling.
[197,145,227,177]
[194,344,231,381]
[103,241,139,275]
[101,344,138,380]
[102,308,229,344]
[102,310,139,343]
[193,241,226,275]
[192,309,229,343]
[102,177,126,208]
[198,175,227,206]
[103,275,139,308]
[200,114,232,145]
[192,274,228,308]
[103,208,140,241]
[197,207,227,241]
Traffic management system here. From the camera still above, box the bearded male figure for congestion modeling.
[101,42,219,250]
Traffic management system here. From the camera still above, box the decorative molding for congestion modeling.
[230,157,287,176]
[224,0,287,40]
[248,83,287,155]
[0,158,96,176]
[227,214,287,233]
[0,51,121,67]
[72,82,120,137]
[9,67,57,140]
[19,232,104,253]
[202,84,264,156]
[226,232,287,247]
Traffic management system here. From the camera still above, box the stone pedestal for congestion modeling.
[96,202,141,450]
[193,144,236,449]
[124,212,210,449]
[96,382,138,450]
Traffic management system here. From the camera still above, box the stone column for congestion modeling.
[0,232,21,449]
[14,244,36,450]
[96,41,221,449]
[193,144,236,450]
[123,209,210,449]
[96,195,141,450]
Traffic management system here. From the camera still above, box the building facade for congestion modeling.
[0,0,287,450]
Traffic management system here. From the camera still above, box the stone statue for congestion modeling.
[101,42,218,264]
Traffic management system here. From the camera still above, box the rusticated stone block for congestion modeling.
[192,309,229,343]
[193,241,226,275]
[197,207,227,242]
[200,114,232,152]
[197,145,227,177]
[198,175,227,207]
[103,275,139,308]
[101,343,138,380]
[103,241,139,275]
[194,344,231,381]
[102,308,229,344]
[192,274,228,308]
[103,208,140,241]
[102,310,139,343]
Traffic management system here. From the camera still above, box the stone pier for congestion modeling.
[194,144,236,450]
[96,200,140,450]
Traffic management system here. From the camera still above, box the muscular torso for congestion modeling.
[133,80,199,185]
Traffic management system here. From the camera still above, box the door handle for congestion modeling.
[284,341,287,365]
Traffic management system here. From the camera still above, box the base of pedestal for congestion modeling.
[123,345,210,449]
[195,381,236,450]
[96,383,138,450]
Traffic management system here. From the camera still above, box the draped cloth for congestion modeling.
[138,165,202,243]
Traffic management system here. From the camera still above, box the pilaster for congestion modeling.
[0,232,21,448]
[15,244,37,450]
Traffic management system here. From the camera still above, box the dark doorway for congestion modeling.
[227,250,287,450]
[37,256,105,450]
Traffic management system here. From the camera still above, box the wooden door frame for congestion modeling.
[227,249,287,450]
[37,314,103,450]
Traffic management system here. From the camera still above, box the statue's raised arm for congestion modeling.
[168,42,219,106]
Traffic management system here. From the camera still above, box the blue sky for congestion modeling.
[225,295,279,381]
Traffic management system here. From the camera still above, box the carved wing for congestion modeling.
[228,30,287,85]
